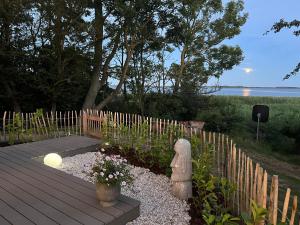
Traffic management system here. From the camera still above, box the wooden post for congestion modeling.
[217,133,221,175]
[25,113,29,141]
[232,145,237,211]
[29,113,34,140]
[79,110,82,136]
[282,188,291,223]
[249,159,253,212]
[71,111,74,134]
[75,111,78,135]
[63,111,66,134]
[3,111,6,142]
[45,112,51,137]
[253,163,259,203]
[159,119,162,137]
[221,134,225,177]
[239,152,244,212]
[269,175,279,225]
[82,111,88,135]
[262,170,268,208]
[257,167,263,204]
[21,113,24,140]
[245,157,250,212]
[237,149,241,214]
[41,114,48,137]
[290,196,297,225]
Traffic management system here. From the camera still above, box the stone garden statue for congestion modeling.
[170,139,192,200]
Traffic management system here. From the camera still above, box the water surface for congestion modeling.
[213,87,300,97]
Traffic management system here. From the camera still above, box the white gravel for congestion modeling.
[58,152,190,225]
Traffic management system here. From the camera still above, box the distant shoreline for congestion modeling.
[209,86,300,97]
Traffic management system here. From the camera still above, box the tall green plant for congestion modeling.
[241,200,268,225]
[192,144,237,224]
[7,113,25,145]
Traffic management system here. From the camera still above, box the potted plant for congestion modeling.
[90,151,132,207]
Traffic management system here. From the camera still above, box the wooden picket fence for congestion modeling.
[205,135,299,225]
[1,109,299,224]
[0,111,82,144]
[82,110,300,225]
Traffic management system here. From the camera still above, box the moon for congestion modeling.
[243,67,253,74]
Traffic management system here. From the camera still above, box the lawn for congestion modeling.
[196,95,300,165]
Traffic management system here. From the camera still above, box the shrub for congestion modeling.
[192,145,237,224]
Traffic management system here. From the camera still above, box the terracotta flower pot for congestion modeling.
[96,183,121,207]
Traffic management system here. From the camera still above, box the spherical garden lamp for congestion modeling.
[44,153,62,168]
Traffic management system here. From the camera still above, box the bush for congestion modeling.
[107,93,206,120]
[192,146,237,225]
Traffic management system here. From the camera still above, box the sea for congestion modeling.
[212,87,300,97]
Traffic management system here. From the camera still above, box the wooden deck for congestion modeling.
[0,136,140,225]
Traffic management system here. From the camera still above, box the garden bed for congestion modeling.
[58,151,191,225]
[101,146,205,225]
[102,145,235,225]
[58,142,240,225]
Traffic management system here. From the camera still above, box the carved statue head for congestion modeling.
[170,139,192,182]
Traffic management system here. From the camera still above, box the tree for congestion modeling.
[267,19,300,79]
[165,0,247,94]
[0,0,248,112]
[82,0,165,110]
[30,0,89,112]
[0,0,33,111]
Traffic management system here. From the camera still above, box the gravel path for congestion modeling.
[58,152,190,225]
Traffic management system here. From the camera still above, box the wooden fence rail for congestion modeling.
[1,110,299,224]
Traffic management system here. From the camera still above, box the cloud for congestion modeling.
[243,67,254,74]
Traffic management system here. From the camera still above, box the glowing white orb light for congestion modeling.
[44,153,62,168]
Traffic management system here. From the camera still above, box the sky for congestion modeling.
[207,0,300,87]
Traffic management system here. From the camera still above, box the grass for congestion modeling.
[196,95,300,165]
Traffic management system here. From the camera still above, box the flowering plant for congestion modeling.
[90,150,132,187]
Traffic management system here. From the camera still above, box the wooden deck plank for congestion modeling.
[4,148,94,189]
[0,199,35,225]
[0,136,140,225]
[0,215,11,225]
[0,187,58,225]
[0,174,82,225]
[1,148,140,210]
[0,167,104,225]
[0,152,125,218]
[8,136,99,158]
[0,158,111,224]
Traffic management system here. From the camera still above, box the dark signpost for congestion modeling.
[252,105,269,141]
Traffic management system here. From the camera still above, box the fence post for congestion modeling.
[269,175,279,225]
[290,196,297,225]
[3,111,7,142]
[282,188,291,223]
[82,111,88,135]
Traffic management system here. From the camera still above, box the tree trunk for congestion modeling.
[82,0,103,109]
[95,42,134,110]
[139,43,145,115]
[173,45,187,94]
